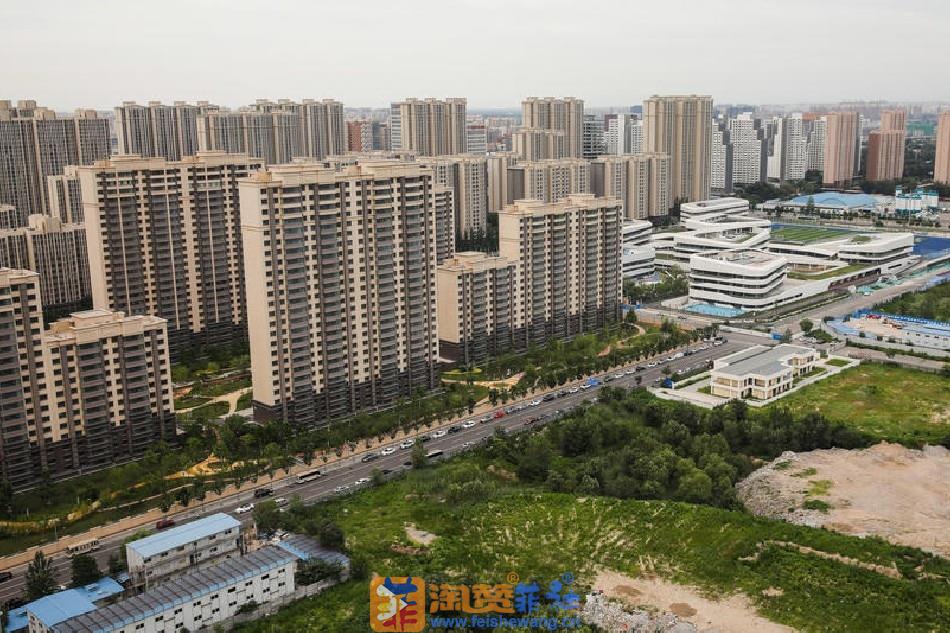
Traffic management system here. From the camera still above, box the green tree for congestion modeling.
[253,500,280,535]
[799,318,814,333]
[70,553,102,587]
[27,551,56,599]
[318,521,345,549]
[108,553,125,575]
[411,441,427,469]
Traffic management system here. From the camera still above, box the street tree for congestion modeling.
[70,553,102,587]
[26,551,55,599]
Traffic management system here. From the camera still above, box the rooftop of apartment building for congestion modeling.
[6,577,124,633]
[714,344,815,378]
[501,194,619,216]
[438,251,514,272]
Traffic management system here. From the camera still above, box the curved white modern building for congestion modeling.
[688,250,788,310]
[621,219,655,280]
[768,231,914,271]
[654,213,770,270]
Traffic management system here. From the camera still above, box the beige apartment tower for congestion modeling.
[643,95,712,202]
[419,154,489,237]
[506,158,591,205]
[498,195,622,348]
[512,128,567,161]
[0,267,175,490]
[115,101,218,161]
[487,152,519,212]
[437,252,518,366]
[0,100,110,220]
[0,214,91,310]
[521,97,585,158]
[590,153,671,219]
[866,110,906,182]
[390,98,467,156]
[239,161,440,426]
[934,111,950,184]
[822,112,860,186]
[79,152,264,358]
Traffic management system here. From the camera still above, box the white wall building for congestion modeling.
[728,113,767,185]
[688,250,787,311]
[710,344,819,400]
[621,219,655,280]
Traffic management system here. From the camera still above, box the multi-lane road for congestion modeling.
[0,335,751,606]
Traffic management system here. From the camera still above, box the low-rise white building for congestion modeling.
[654,213,771,271]
[679,197,750,222]
[126,513,244,592]
[621,219,655,280]
[688,250,788,311]
[710,344,819,400]
[49,547,296,633]
[768,231,914,272]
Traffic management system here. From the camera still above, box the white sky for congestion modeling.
[2,0,947,110]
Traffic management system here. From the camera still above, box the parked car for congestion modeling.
[235,503,254,514]
[253,487,273,498]
[155,518,176,530]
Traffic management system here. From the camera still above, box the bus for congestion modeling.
[295,468,322,484]
[67,538,100,556]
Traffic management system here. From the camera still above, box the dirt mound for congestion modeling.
[738,443,950,558]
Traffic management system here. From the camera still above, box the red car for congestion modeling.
[493,410,505,419]
[155,518,176,530]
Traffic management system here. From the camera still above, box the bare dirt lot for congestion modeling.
[593,570,795,632]
[737,442,950,558]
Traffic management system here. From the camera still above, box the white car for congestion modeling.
[432,429,448,439]
[647,362,658,368]
[355,477,371,486]
[568,387,579,394]
[399,439,415,450]
[235,503,254,514]
[333,485,349,494]
[380,446,397,456]
[274,497,288,506]
[462,420,477,429]
[530,399,542,406]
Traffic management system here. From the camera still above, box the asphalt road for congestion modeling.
[0,336,750,606]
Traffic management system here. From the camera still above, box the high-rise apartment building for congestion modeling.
[604,114,642,155]
[419,155,489,237]
[643,95,713,202]
[47,166,84,223]
[498,195,622,347]
[935,111,950,184]
[767,114,807,182]
[79,152,264,357]
[590,153,671,220]
[0,214,90,311]
[434,186,456,265]
[197,110,301,164]
[512,128,567,161]
[390,98,467,156]
[521,97,585,158]
[347,119,390,152]
[506,159,590,205]
[711,120,733,194]
[115,101,218,161]
[822,112,861,186]
[582,114,605,158]
[436,252,517,366]
[239,161,440,425]
[866,110,906,181]
[466,121,488,155]
[487,152,519,212]
[0,100,110,220]
[804,114,826,173]
[0,267,175,490]
[728,113,767,185]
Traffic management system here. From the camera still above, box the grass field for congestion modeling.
[234,459,950,633]
[875,282,950,323]
[788,263,870,280]
[774,363,949,445]
[772,225,849,244]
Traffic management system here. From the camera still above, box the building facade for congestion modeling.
[710,119,733,193]
[866,110,906,182]
[487,152,519,212]
[728,113,767,185]
[437,252,517,366]
[115,101,218,161]
[79,153,264,357]
[498,195,622,347]
[822,112,861,186]
[936,111,950,184]
[390,98,467,156]
[419,155,489,238]
[582,114,605,158]
[521,97,585,158]
[511,128,567,161]
[0,214,91,311]
[0,100,110,220]
[239,161,440,426]
[506,159,591,205]
[710,344,818,400]
[643,95,712,202]
[767,114,807,182]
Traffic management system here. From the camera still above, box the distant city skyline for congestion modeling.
[2,0,948,110]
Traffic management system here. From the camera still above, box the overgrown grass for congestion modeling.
[875,283,950,323]
[772,363,950,446]
[825,358,850,367]
[235,458,950,633]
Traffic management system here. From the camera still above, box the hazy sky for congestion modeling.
[2,0,947,110]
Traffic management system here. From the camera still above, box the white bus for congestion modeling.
[67,538,100,555]
[295,468,323,484]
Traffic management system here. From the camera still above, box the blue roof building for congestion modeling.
[7,577,124,633]
[126,513,240,559]
[787,192,882,211]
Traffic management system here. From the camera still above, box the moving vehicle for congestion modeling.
[431,429,448,439]
[253,487,273,498]
[399,439,415,450]
[0,571,15,583]
[296,468,322,484]
[361,452,379,463]
[479,415,493,423]
[274,497,289,506]
[67,539,100,555]
[425,449,445,460]
[355,477,371,486]
[448,424,463,434]
[380,446,397,456]
[235,504,254,514]
[462,420,477,429]
[493,410,505,419]
[155,518,176,530]
[333,485,350,494]
[530,399,542,406]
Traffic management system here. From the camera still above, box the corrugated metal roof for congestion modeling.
[275,534,350,567]
[52,547,295,633]
[127,513,240,558]
[9,578,125,631]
